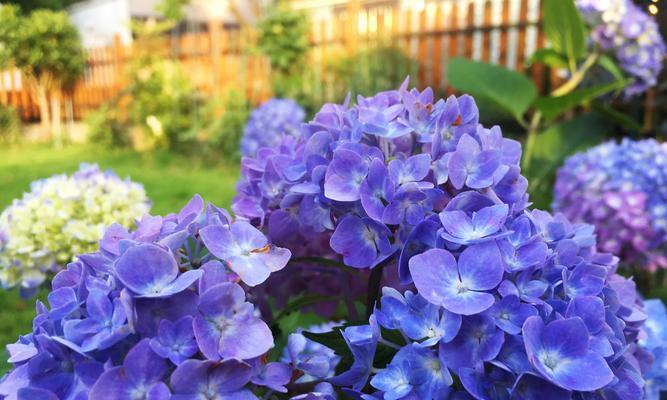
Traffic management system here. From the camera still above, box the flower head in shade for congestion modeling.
[283,321,342,382]
[553,139,667,271]
[0,195,293,399]
[0,163,150,294]
[575,0,665,98]
[240,98,306,157]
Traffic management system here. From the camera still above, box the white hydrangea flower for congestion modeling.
[0,163,150,293]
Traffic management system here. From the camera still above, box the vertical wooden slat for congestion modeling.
[446,2,460,94]
[482,1,493,62]
[431,3,444,91]
[464,2,475,59]
[516,0,529,72]
[417,8,428,87]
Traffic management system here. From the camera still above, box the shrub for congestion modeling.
[328,45,420,99]
[257,7,309,76]
[0,163,150,294]
[200,89,250,160]
[85,102,132,148]
[127,58,204,149]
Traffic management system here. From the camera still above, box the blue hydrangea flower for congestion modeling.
[554,139,667,270]
[641,299,667,399]
[255,81,652,399]
[233,78,528,275]
[240,98,306,157]
[576,0,665,98]
[0,195,293,398]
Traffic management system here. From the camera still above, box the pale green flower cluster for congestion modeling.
[0,164,150,292]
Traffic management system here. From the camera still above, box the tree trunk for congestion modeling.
[35,82,51,135]
[26,72,53,136]
[50,88,63,148]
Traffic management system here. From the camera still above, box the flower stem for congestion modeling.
[522,51,600,171]
[340,270,360,321]
[551,52,600,97]
[366,263,385,318]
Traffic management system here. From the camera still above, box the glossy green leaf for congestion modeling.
[591,102,643,132]
[529,48,569,69]
[534,79,629,121]
[447,57,537,121]
[526,112,612,209]
[543,0,587,64]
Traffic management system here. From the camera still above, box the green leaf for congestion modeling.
[597,54,626,82]
[533,79,629,121]
[526,112,612,209]
[447,58,537,121]
[529,48,569,69]
[591,102,643,132]
[543,0,586,64]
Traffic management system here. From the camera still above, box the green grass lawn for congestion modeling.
[0,143,240,373]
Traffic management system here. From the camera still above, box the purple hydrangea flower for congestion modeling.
[264,82,653,399]
[232,78,527,280]
[0,196,293,398]
[576,0,665,98]
[553,139,667,271]
[240,98,306,157]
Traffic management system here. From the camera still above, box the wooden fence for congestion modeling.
[0,0,547,121]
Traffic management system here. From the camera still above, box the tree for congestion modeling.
[0,5,85,145]
[3,0,82,13]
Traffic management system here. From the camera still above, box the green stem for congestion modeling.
[552,52,600,97]
[366,263,385,319]
[522,111,542,171]
[291,256,364,277]
[522,51,600,171]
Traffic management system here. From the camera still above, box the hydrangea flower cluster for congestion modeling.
[553,139,667,271]
[0,163,150,293]
[575,0,666,98]
[235,80,650,398]
[641,299,667,399]
[333,215,648,399]
[0,195,297,399]
[234,78,528,272]
[240,98,306,157]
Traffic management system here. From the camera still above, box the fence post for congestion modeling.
[346,0,361,53]
[209,20,223,98]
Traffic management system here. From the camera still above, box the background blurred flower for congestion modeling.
[240,98,306,157]
[0,163,150,294]
[641,299,667,400]
[575,0,665,98]
[553,139,667,271]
